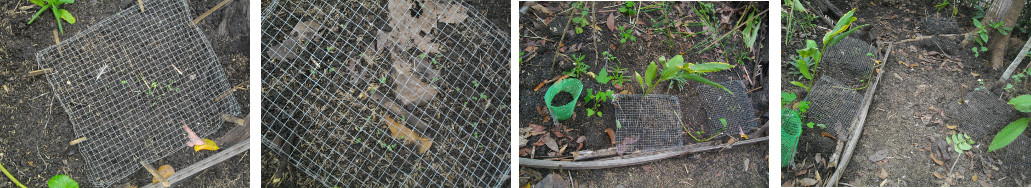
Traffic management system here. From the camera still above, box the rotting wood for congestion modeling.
[216,114,248,147]
[521,137,768,170]
[140,161,170,187]
[368,91,431,132]
[221,113,245,126]
[26,69,52,77]
[141,138,249,188]
[575,122,768,161]
[192,0,234,25]
[826,43,893,187]
[1000,38,1031,82]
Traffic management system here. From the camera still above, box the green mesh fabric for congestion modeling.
[544,79,583,121]
[782,109,803,167]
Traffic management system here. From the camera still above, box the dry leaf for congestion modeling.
[798,178,818,186]
[820,131,838,141]
[519,148,532,157]
[183,124,204,147]
[946,124,958,130]
[152,165,175,184]
[604,128,616,146]
[193,139,219,152]
[933,172,945,179]
[972,175,978,182]
[541,136,559,152]
[606,13,616,31]
[391,55,439,105]
[930,153,944,165]
[878,168,888,179]
[383,116,433,153]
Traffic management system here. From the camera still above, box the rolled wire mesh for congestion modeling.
[822,37,877,86]
[260,0,509,187]
[697,80,759,140]
[612,94,682,152]
[954,88,1019,140]
[34,0,241,186]
[923,16,961,35]
[803,76,862,140]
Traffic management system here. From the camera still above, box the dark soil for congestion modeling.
[260,0,510,187]
[552,92,575,107]
[0,0,249,187]
[519,1,769,187]
[782,0,1031,186]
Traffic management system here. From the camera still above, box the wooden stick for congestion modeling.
[1000,38,1031,82]
[142,138,249,188]
[26,69,52,77]
[825,43,893,187]
[192,0,234,25]
[521,137,768,170]
[220,114,245,126]
[368,92,430,132]
[140,161,170,187]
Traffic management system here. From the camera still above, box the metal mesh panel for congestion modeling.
[923,16,961,35]
[822,37,877,86]
[698,80,759,139]
[33,0,241,186]
[260,0,509,187]
[803,76,862,140]
[612,94,682,152]
[953,89,1018,139]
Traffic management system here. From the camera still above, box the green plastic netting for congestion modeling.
[544,79,583,121]
[782,109,802,167]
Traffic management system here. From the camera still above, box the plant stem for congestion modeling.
[52,5,63,33]
[27,5,50,25]
[0,161,27,188]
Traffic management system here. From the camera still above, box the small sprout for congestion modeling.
[398,135,405,139]
[499,104,508,109]
[866,52,874,57]
[471,122,478,127]
[327,46,335,51]
[355,138,362,143]
[616,120,622,129]
[151,82,157,88]
[329,68,336,72]
[472,81,479,88]
[432,77,439,82]
[806,122,814,128]
[480,93,487,99]
[431,58,438,65]
[310,70,317,75]
[473,132,479,138]
[420,53,427,58]
[719,118,728,126]
[379,77,386,84]
[121,80,127,84]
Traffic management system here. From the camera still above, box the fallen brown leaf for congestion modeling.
[152,165,175,184]
[930,153,944,165]
[933,172,945,179]
[519,148,533,157]
[541,135,559,152]
[606,13,616,31]
[878,168,888,179]
[798,178,818,186]
[820,131,838,141]
[384,117,433,153]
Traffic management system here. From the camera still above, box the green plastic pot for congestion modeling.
[781,109,803,167]
[544,79,583,121]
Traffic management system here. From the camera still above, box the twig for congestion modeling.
[551,3,575,73]
[826,43,893,187]
[137,0,145,12]
[521,137,768,170]
[1000,38,1031,82]
[192,0,234,25]
[0,161,26,188]
[141,161,170,187]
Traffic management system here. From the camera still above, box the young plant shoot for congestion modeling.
[28,0,77,34]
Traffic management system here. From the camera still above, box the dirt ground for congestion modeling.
[259,0,510,187]
[518,1,769,187]
[0,0,249,187]
[782,0,1031,186]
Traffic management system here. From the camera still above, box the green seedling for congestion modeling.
[946,133,975,153]
[970,19,1011,57]
[28,0,76,34]
[686,117,727,142]
[618,1,637,16]
[635,55,733,95]
[583,88,613,117]
[988,95,1031,152]
[379,77,386,84]
[48,174,77,188]
[596,67,611,84]
[791,9,866,92]
[562,54,590,77]
[617,26,636,43]
[472,80,479,88]
[570,2,590,34]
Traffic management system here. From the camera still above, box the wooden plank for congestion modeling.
[141,138,249,188]
[826,43,893,187]
[1000,38,1031,82]
[521,137,768,170]
[192,0,234,25]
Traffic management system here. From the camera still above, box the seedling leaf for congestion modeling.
[682,73,731,94]
[56,9,75,24]
[1007,95,1031,112]
[596,67,611,84]
[48,174,78,188]
[989,118,1030,152]
[686,62,735,73]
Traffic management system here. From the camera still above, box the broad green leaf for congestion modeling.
[980,33,988,42]
[989,118,1030,152]
[660,55,685,80]
[823,9,857,46]
[1008,95,1031,112]
[58,0,74,4]
[806,122,814,128]
[972,18,982,28]
[682,73,731,94]
[645,61,658,87]
[789,81,808,91]
[30,0,45,6]
[664,55,685,69]
[48,174,79,188]
[781,92,797,105]
[587,108,595,117]
[686,62,735,73]
[719,118,728,126]
[798,101,810,115]
[596,68,611,84]
[816,124,826,129]
[635,72,646,91]
[827,24,865,48]
[796,59,812,80]
[56,9,74,24]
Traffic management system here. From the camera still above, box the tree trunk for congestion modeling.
[984,0,1026,69]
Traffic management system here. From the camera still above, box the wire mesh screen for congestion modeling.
[612,94,682,152]
[803,76,862,140]
[260,0,510,187]
[923,16,961,35]
[953,89,1019,140]
[34,0,241,186]
[697,80,758,139]
[822,37,877,86]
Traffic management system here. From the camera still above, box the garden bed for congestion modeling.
[0,0,250,187]
[518,1,769,187]
[781,0,1031,186]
